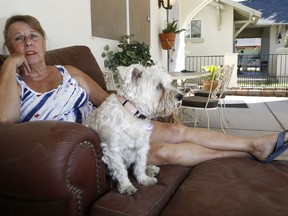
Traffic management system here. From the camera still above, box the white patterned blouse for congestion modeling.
[16,65,95,123]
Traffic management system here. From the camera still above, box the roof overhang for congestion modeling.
[215,0,262,39]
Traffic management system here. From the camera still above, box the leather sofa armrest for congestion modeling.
[0,121,107,216]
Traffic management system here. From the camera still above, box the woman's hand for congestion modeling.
[4,53,31,76]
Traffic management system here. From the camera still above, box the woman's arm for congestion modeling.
[65,65,109,107]
[0,54,28,123]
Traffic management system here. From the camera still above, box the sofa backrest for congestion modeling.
[0,45,108,91]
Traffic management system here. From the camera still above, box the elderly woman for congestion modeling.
[0,15,287,166]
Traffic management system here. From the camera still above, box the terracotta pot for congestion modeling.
[202,80,218,91]
[159,32,176,50]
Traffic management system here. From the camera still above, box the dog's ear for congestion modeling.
[131,68,142,82]
[117,65,143,83]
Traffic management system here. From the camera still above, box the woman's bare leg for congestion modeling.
[148,141,249,166]
[150,121,288,163]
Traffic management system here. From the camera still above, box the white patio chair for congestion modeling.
[180,65,233,133]
[194,64,234,126]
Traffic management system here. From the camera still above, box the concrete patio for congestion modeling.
[183,95,288,160]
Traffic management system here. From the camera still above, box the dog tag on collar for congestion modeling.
[147,123,154,131]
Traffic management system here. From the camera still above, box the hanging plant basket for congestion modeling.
[159,32,176,50]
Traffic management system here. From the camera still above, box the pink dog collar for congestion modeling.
[117,95,147,120]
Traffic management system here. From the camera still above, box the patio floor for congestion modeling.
[182,95,288,160]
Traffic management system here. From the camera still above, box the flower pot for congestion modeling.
[159,33,176,50]
[202,80,218,91]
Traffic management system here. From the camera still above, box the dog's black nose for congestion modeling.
[176,93,183,101]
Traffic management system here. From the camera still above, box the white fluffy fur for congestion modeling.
[84,64,182,195]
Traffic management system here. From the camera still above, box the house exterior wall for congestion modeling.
[269,25,285,54]
[184,4,234,56]
[170,0,212,71]
[0,0,166,70]
[176,1,238,86]
[261,27,270,55]
[261,26,286,55]
[0,0,248,85]
[180,0,213,26]
[2,0,230,73]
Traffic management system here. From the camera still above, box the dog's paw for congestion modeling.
[118,184,138,195]
[139,176,158,186]
[146,164,160,177]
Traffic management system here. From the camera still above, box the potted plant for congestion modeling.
[102,34,154,87]
[201,65,220,91]
[159,20,185,50]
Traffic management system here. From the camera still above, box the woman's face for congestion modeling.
[7,21,46,66]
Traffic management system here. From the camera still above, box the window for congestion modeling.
[91,0,127,40]
[90,0,150,44]
[185,20,201,38]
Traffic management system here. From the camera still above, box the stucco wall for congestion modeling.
[0,0,239,75]
[0,0,166,70]
[184,3,234,56]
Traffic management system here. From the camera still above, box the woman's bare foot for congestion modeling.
[252,131,288,162]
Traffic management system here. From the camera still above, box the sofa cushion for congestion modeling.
[89,165,192,216]
[160,157,288,216]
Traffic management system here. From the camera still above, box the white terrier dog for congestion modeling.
[84,64,182,195]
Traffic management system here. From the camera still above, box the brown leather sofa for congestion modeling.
[1,46,288,216]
